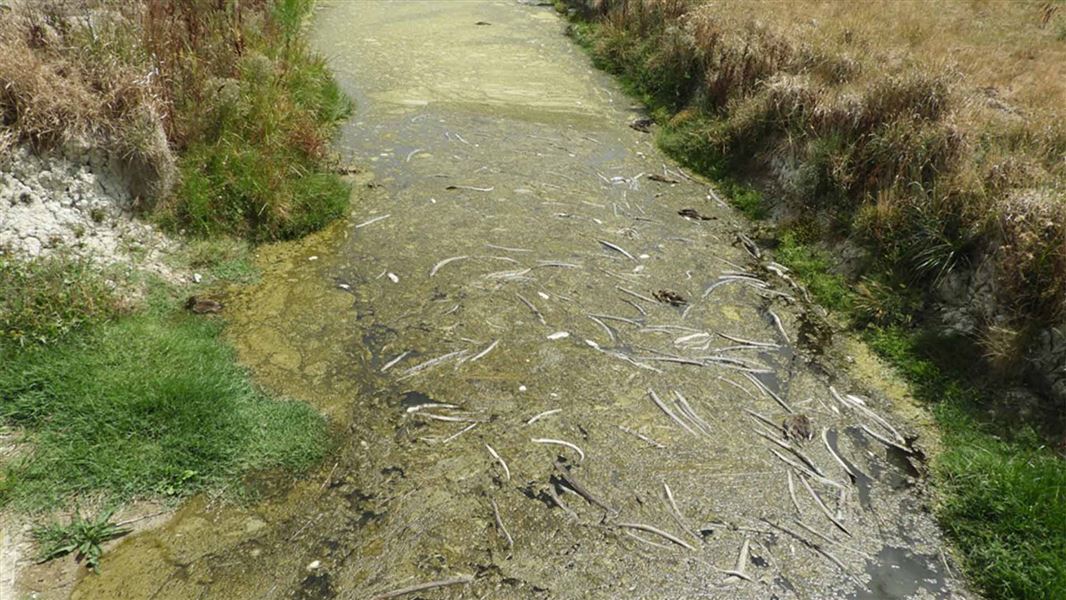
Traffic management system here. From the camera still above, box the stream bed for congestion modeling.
[71,2,971,598]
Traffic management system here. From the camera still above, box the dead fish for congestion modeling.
[647,173,680,184]
[629,118,654,133]
[678,208,715,221]
[185,296,222,314]
[653,290,687,306]
[782,414,814,442]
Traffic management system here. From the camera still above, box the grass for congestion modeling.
[562,0,1066,375]
[161,2,353,241]
[0,303,328,510]
[0,0,352,242]
[33,508,130,572]
[0,256,124,347]
[177,237,259,284]
[561,2,1066,597]
[868,327,1066,599]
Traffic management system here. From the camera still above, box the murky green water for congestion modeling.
[72,2,969,598]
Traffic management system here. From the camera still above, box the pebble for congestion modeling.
[306,560,321,571]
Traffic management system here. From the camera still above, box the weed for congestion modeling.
[33,508,130,572]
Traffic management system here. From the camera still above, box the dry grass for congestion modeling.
[0,0,349,240]
[564,4,1066,597]
[568,0,1066,353]
[0,1,175,197]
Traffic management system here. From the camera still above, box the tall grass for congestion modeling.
[0,0,352,241]
[564,0,1066,410]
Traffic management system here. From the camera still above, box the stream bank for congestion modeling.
[56,2,979,598]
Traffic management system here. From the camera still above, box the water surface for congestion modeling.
[73,2,970,598]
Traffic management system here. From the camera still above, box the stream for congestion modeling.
[72,2,970,598]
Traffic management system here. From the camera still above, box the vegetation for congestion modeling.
[869,327,1066,599]
[563,0,1066,394]
[0,256,125,347]
[774,231,1066,598]
[560,1,1066,597]
[0,259,328,511]
[0,0,351,241]
[0,0,341,569]
[33,508,130,572]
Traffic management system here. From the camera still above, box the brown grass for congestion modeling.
[0,1,173,196]
[0,0,350,240]
[567,0,1066,358]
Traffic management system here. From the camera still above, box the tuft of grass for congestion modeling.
[33,507,130,572]
[0,311,328,510]
[178,237,258,284]
[148,0,354,241]
[774,232,853,313]
[0,256,123,347]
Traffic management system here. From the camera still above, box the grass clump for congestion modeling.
[0,256,124,347]
[774,232,852,314]
[154,0,353,240]
[33,508,130,572]
[0,311,328,509]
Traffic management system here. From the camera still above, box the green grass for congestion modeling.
[774,232,853,313]
[0,257,122,347]
[176,237,259,284]
[161,0,353,242]
[0,305,328,510]
[867,328,1066,599]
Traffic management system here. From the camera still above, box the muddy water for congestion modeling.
[74,2,971,598]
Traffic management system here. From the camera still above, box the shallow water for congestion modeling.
[72,2,970,598]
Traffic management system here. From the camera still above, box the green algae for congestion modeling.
[69,2,971,599]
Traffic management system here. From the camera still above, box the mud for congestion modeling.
[67,1,972,598]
